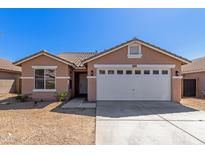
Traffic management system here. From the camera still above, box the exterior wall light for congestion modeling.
[91,70,94,76]
[175,71,179,76]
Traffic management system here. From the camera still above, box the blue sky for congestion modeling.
[0,9,205,61]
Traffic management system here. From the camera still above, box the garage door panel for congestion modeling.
[97,69,171,101]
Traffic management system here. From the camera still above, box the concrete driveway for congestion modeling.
[96,101,205,145]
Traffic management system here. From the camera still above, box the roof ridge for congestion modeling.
[0,58,13,62]
[192,56,205,62]
[59,52,97,54]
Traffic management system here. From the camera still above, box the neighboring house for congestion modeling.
[14,38,190,102]
[182,57,205,98]
[0,58,21,93]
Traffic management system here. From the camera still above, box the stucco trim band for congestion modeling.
[137,64,176,69]
[87,76,96,79]
[94,64,133,69]
[32,66,58,69]
[20,77,34,79]
[172,76,183,79]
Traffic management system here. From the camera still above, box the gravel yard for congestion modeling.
[181,98,205,111]
[0,98,95,144]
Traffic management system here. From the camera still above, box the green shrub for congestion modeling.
[57,92,69,102]
[15,94,29,102]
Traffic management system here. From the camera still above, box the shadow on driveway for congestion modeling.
[51,103,96,117]
[0,101,52,110]
[96,101,198,118]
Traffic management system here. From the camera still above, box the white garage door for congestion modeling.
[96,67,171,101]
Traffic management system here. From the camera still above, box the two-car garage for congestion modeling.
[95,64,175,101]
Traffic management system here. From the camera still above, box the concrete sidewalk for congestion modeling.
[61,97,96,108]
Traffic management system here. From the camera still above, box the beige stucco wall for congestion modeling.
[21,55,71,101]
[183,71,205,98]
[172,78,182,102]
[87,78,96,102]
[0,71,21,93]
[87,43,183,102]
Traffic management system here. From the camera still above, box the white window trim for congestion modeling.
[128,44,142,58]
[33,89,56,92]
[56,76,71,79]
[33,67,56,91]
[20,77,34,79]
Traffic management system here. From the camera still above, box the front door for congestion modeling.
[79,73,87,95]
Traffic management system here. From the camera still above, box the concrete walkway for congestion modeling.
[96,101,205,145]
[61,97,96,108]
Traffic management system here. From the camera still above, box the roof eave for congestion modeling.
[83,38,190,64]
[0,68,21,73]
[14,51,76,68]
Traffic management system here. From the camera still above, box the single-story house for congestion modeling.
[0,58,21,93]
[182,57,205,98]
[14,38,190,102]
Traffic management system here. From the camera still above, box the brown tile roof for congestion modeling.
[58,52,97,68]
[83,37,190,64]
[182,57,205,74]
[0,58,21,73]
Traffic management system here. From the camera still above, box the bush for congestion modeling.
[15,94,29,102]
[57,92,69,102]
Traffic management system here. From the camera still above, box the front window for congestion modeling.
[35,69,55,90]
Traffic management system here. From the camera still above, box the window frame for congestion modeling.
[126,70,132,75]
[153,70,159,75]
[144,70,150,75]
[162,70,169,75]
[99,70,106,75]
[33,67,56,92]
[128,44,142,58]
[117,70,124,75]
[135,70,141,75]
[108,70,115,75]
